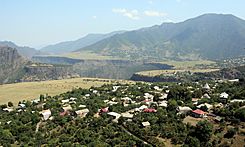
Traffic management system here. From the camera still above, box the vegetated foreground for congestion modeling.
[0,78,133,105]
[0,80,244,146]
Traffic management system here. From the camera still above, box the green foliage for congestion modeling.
[194,120,213,142]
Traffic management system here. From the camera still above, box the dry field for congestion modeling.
[157,60,216,69]
[0,78,133,105]
[136,68,220,77]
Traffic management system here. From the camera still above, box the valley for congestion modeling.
[1,10,245,146]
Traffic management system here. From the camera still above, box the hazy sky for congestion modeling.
[0,0,244,48]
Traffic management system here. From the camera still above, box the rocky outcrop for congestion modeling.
[32,56,82,65]
[0,46,27,83]
[20,64,79,82]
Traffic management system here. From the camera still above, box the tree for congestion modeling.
[224,128,236,138]
[184,136,200,147]
[167,99,178,112]
[7,102,13,107]
[194,120,213,142]
[235,108,245,121]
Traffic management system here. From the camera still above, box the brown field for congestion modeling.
[63,51,122,60]
[136,68,220,77]
[157,60,216,69]
[0,78,133,105]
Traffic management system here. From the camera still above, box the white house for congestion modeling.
[142,121,150,127]
[177,106,192,114]
[40,109,51,120]
[75,109,90,118]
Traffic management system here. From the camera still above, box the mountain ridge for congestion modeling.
[0,41,44,59]
[75,13,245,60]
[40,31,125,54]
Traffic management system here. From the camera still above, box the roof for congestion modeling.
[142,121,151,127]
[178,106,192,112]
[100,107,109,113]
[144,108,157,113]
[192,109,206,115]
[203,83,210,89]
[197,103,213,109]
[230,99,245,103]
[203,93,211,99]
[121,112,134,118]
[76,109,89,115]
[107,112,121,119]
[220,92,229,99]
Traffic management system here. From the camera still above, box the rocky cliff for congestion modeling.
[0,46,27,83]
[20,64,79,82]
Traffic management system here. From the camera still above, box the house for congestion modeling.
[202,93,211,99]
[143,108,157,113]
[142,121,151,127]
[61,99,69,104]
[158,101,168,107]
[177,106,192,114]
[121,97,132,104]
[159,93,168,100]
[197,103,213,111]
[107,112,121,122]
[75,109,90,118]
[214,103,223,108]
[107,101,118,106]
[78,104,86,108]
[99,107,109,113]
[18,103,26,108]
[191,109,206,118]
[62,105,72,112]
[135,105,148,112]
[3,108,14,112]
[203,83,211,90]
[228,79,239,82]
[121,112,134,119]
[144,93,154,101]
[112,86,120,92]
[215,116,223,122]
[154,86,162,91]
[230,99,245,103]
[69,97,77,101]
[220,92,229,103]
[40,109,51,120]
[85,94,90,97]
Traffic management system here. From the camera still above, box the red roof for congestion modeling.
[192,109,205,115]
[60,111,66,116]
[100,107,109,113]
[144,108,157,113]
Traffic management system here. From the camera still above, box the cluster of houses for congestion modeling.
[1,80,245,127]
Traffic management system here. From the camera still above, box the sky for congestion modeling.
[0,0,244,48]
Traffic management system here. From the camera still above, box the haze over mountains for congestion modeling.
[0,41,44,59]
[40,31,125,54]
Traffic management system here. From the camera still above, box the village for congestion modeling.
[0,79,245,146]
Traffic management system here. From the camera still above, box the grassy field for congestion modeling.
[136,68,220,77]
[157,60,216,69]
[0,78,133,105]
[63,51,122,60]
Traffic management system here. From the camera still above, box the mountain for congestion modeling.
[40,31,125,54]
[0,46,27,83]
[0,41,43,58]
[76,14,245,60]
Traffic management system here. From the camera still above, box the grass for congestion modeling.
[63,51,123,60]
[0,78,133,105]
[157,60,216,69]
[136,69,220,77]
